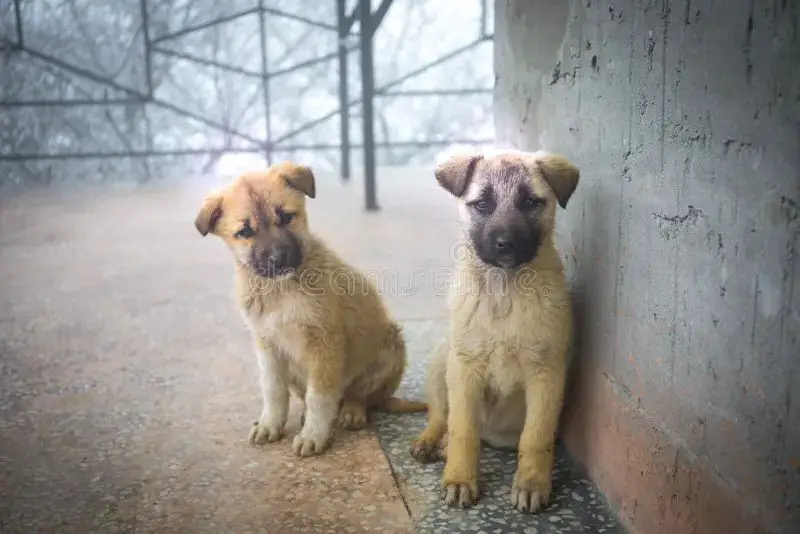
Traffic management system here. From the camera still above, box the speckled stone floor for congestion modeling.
[0,169,622,533]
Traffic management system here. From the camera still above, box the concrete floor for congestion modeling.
[0,168,621,533]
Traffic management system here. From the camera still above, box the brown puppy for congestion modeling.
[195,162,426,457]
[410,148,579,513]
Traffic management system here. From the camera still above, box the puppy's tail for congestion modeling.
[377,396,428,413]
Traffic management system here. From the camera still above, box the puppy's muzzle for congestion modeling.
[493,231,514,254]
[484,228,539,269]
[253,246,301,278]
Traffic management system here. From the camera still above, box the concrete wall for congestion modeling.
[493,1,799,533]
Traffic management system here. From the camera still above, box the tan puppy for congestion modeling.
[195,162,426,457]
[410,148,579,513]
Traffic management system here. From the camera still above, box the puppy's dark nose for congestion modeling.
[493,234,515,252]
[265,249,287,269]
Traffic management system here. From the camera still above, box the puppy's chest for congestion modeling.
[485,345,527,394]
[458,296,548,346]
[241,294,317,355]
[453,292,555,376]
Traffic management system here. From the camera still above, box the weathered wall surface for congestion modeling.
[494,1,799,533]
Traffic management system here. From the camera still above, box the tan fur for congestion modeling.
[195,162,426,458]
[411,149,579,513]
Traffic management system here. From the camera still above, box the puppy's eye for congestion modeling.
[473,200,491,214]
[521,197,544,210]
[277,211,295,227]
[235,226,255,238]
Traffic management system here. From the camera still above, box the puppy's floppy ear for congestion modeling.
[434,152,483,198]
[195,190,223,236]
[533,152,580,209]
[276,161,316,199]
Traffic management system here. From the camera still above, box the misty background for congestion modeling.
[0,0,495,189]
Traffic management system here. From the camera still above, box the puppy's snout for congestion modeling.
[492,233,515,252]
[264,249,288,269]
[253,238,302,277]
[477,224,540,269]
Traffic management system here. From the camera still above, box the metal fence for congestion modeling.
[0,0,493,209]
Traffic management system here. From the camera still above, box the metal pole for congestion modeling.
[257,1,273,165]
[13,0,24,48]
[480,0,488,38]
[140,0,153,97]
[359,0,378,211]
[336,0,351,181]
[139,0,153,181]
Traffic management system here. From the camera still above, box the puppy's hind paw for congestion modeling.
[248,420,284,445]
[410,437,444,464]
[410,426,447,463]
[337,401,368,430]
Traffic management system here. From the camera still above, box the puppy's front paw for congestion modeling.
[248,420,284,445]
[440,474,478,508]
[510,468,552,513]
[291,426,333,457]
